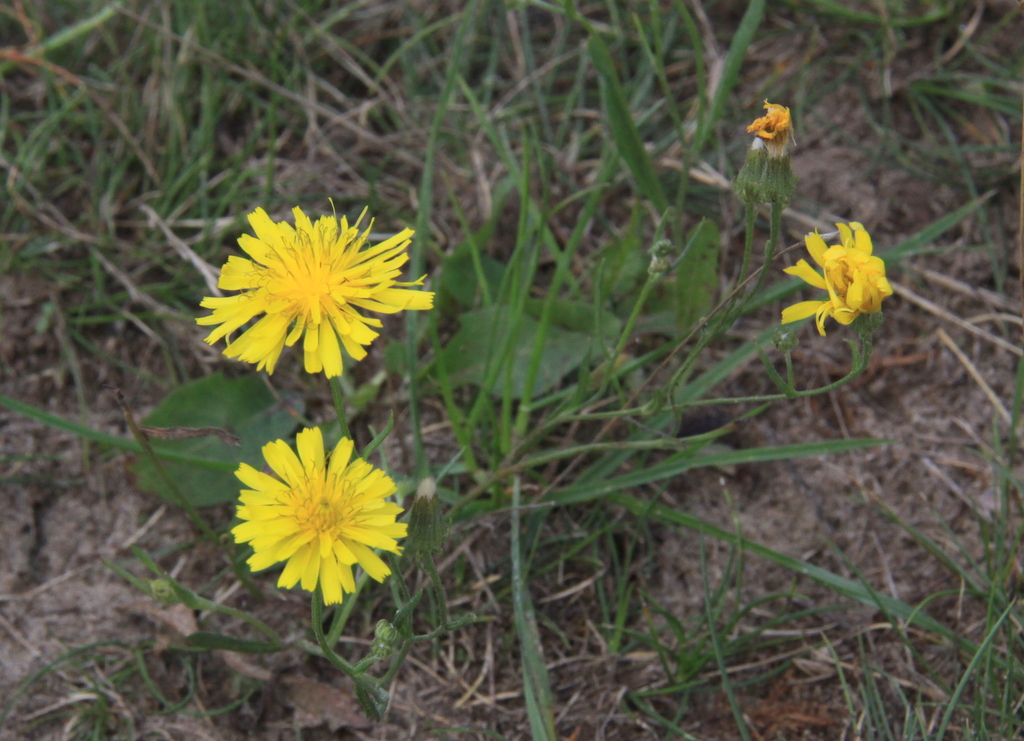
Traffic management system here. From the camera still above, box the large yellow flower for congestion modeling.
[197,206,433,377]
[781,222,892,335]
[746,100,793,158]
[232,427,407,605]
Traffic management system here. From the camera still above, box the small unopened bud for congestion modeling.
[368,620,401,661]
[648,239,673,277]
[772,325,799,353]
[149,579,177,604]
[407,477,449,558]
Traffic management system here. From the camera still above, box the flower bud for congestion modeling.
[368,620,401,661]
[647,239,674,277]
[149,579,177,604]
[734,100,797,206]
[406,477,449,558]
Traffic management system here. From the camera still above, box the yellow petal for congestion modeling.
[295,427,325,476]
[300,545,321,591]
[327,437,355,481]
[235,462,287,493]
[278,544,312,589]
[318,320,344,378]
[783,260,827,290]
[319,552,343,605]
[805,232,828,267]
[853,226,873,255]
[836,223,853,248]
[847,280,865,310]
[333,538,358,566]
[263,439,303,486]
[781,300,825,324]
[346,541,390,582]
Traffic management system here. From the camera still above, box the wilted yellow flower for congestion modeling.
[781,222,892,336]
[197,206,433,377]
[232,427,407,605]
[746,100,793,158]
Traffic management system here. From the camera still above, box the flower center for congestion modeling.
[262,231,345,322]
[292,480,354,537]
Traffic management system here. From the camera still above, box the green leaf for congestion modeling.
[549,438,888,505]
[437,242,506,312]
[132,374,300,507]
[523,298,621,339]
[599,202,647,302]
[586,31,668,211]
[675,219,719,332]
[186,632,283,654]
[0,393,235,471]
[694,0,764,153]
[608,492,963,645]
[511,479,558,741]
[437,305,599,398]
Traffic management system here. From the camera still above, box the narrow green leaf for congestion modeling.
[549,438,888,505]
[186,632,283,654]
[694,0,764,152]
[511,478,558,741]
[675,219,719,333]
[0,393,235,471]
[609,493,965,646]
[586,31,668,211]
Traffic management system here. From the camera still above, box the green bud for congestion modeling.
[149,579,177,604]
[647,238,673,277]
[368,620,401,661]
[406,477,450,558]
[733,142,797,206]
[853,310,884,342]
[772,325,800,353]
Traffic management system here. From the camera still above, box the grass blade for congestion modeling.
[511,477,558,741]
[586,30,668,211]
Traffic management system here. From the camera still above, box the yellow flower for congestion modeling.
[781,222,893,336]
[197,206,433,377]
[232,427,407,605]
[746,100,793,158]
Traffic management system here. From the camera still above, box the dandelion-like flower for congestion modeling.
[781,222,893,336]
[232,427,407,605]
[746,100,793,158]
[197,206,433,377]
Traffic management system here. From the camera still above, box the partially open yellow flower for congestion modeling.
[746,100,793,158]
[197,206,433,377]
[781,223,892,336]
[232,427,407,605]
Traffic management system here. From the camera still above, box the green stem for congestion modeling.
[311,586,361,681]
[683,339,873,406]
[326,571,369,648]
[737,205,757,289]
[743,201,782,311]
[420,554,450,634]
[329,377,352,441]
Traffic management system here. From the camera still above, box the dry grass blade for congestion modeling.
[891,281,1022,356]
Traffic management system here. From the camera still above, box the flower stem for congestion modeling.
[420,552,450,634]
[311,585,360,680]
[329,377,352,441]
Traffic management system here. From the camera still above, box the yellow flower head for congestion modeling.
[781,222,893,336]
[232,427,407,605]
[746,100,793,158]
[196,206,433,377]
